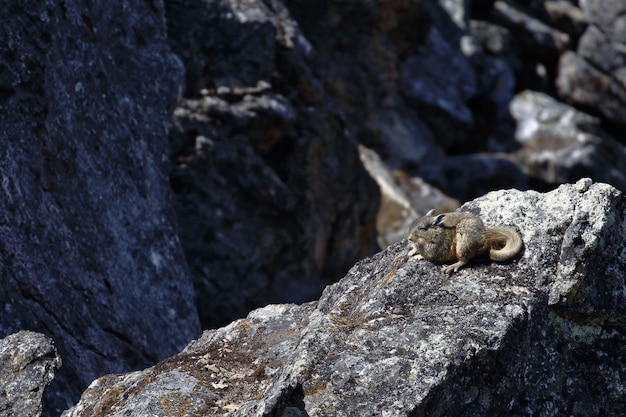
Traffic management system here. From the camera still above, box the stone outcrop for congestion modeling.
[4,0,626,414]
[510,90,626,191]
[61,181,626,416]
[0,1,200,414]
[393,0,626,201]
[166,0,380,327]
[557,0,626,125]
[0,332,61,417]
[163,0,626,327]
[471,0,626,194]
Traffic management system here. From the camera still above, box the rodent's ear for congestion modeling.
[426,209,437,216]
[432,214,445,226]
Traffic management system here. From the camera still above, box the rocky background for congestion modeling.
[1,0,626,416]
[165,0,626,328]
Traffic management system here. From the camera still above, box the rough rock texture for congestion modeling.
[0,332,61,417]
[282,0,529,182]
[418,153,528,202]
[282,0,434,158]
[166,0,380,327]
[510,90,626,190]
[0,1,200,414]
[525,0,587,39]
[557,0,626,125]
[164,0,626,331]
[62,181,626,416]
[5,0,626,414]
[378,0,626,201]
[493,1,571,54]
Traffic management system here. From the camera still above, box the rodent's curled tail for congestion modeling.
[484,226,523,261]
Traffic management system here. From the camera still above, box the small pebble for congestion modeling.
[575,177,592,193]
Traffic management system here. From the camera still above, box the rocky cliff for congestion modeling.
[0,1,200,414]
[2,0,626,415]
[165,0,380,327]
[60,181,626,416]
[165,0,626,326]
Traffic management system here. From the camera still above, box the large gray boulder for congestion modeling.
[61,181,626,416]
[0,1,200,414]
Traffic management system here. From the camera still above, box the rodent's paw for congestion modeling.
[442,260,465,274]
[407,242,424,259]
[442,265,456,274]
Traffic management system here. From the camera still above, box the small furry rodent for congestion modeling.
[407,209,522,274]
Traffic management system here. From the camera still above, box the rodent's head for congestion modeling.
[408,209,446,241]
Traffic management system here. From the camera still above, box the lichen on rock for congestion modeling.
[62,182,626,416]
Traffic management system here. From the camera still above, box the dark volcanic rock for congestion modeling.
[166,0,380,328]
[62,181,626,416]
[485,0,570,94]
[282,0,455,162]
[3,0,626,415]
[278,0,527,195]
[580,0,626,42]
[400,28,476,150]
[0,332,61,417]
[0,0,200,414]
[166,0,285,94]
[526,0,587,39]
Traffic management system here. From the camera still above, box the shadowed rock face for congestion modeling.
[0,1,200,414]
[61,181,626,416]
[166,0,380,328]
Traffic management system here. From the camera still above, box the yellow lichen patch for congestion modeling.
[160,395,195,416]
[379,267,398,290]
[303,374,329,397]
[205,363,221,373]
[239,320,251,333]
[250,360,268,379]
[329,310,365,329]
[250,388,265,401]
[93,385,124,414]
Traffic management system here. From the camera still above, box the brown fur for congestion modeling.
[407,209,522,274]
